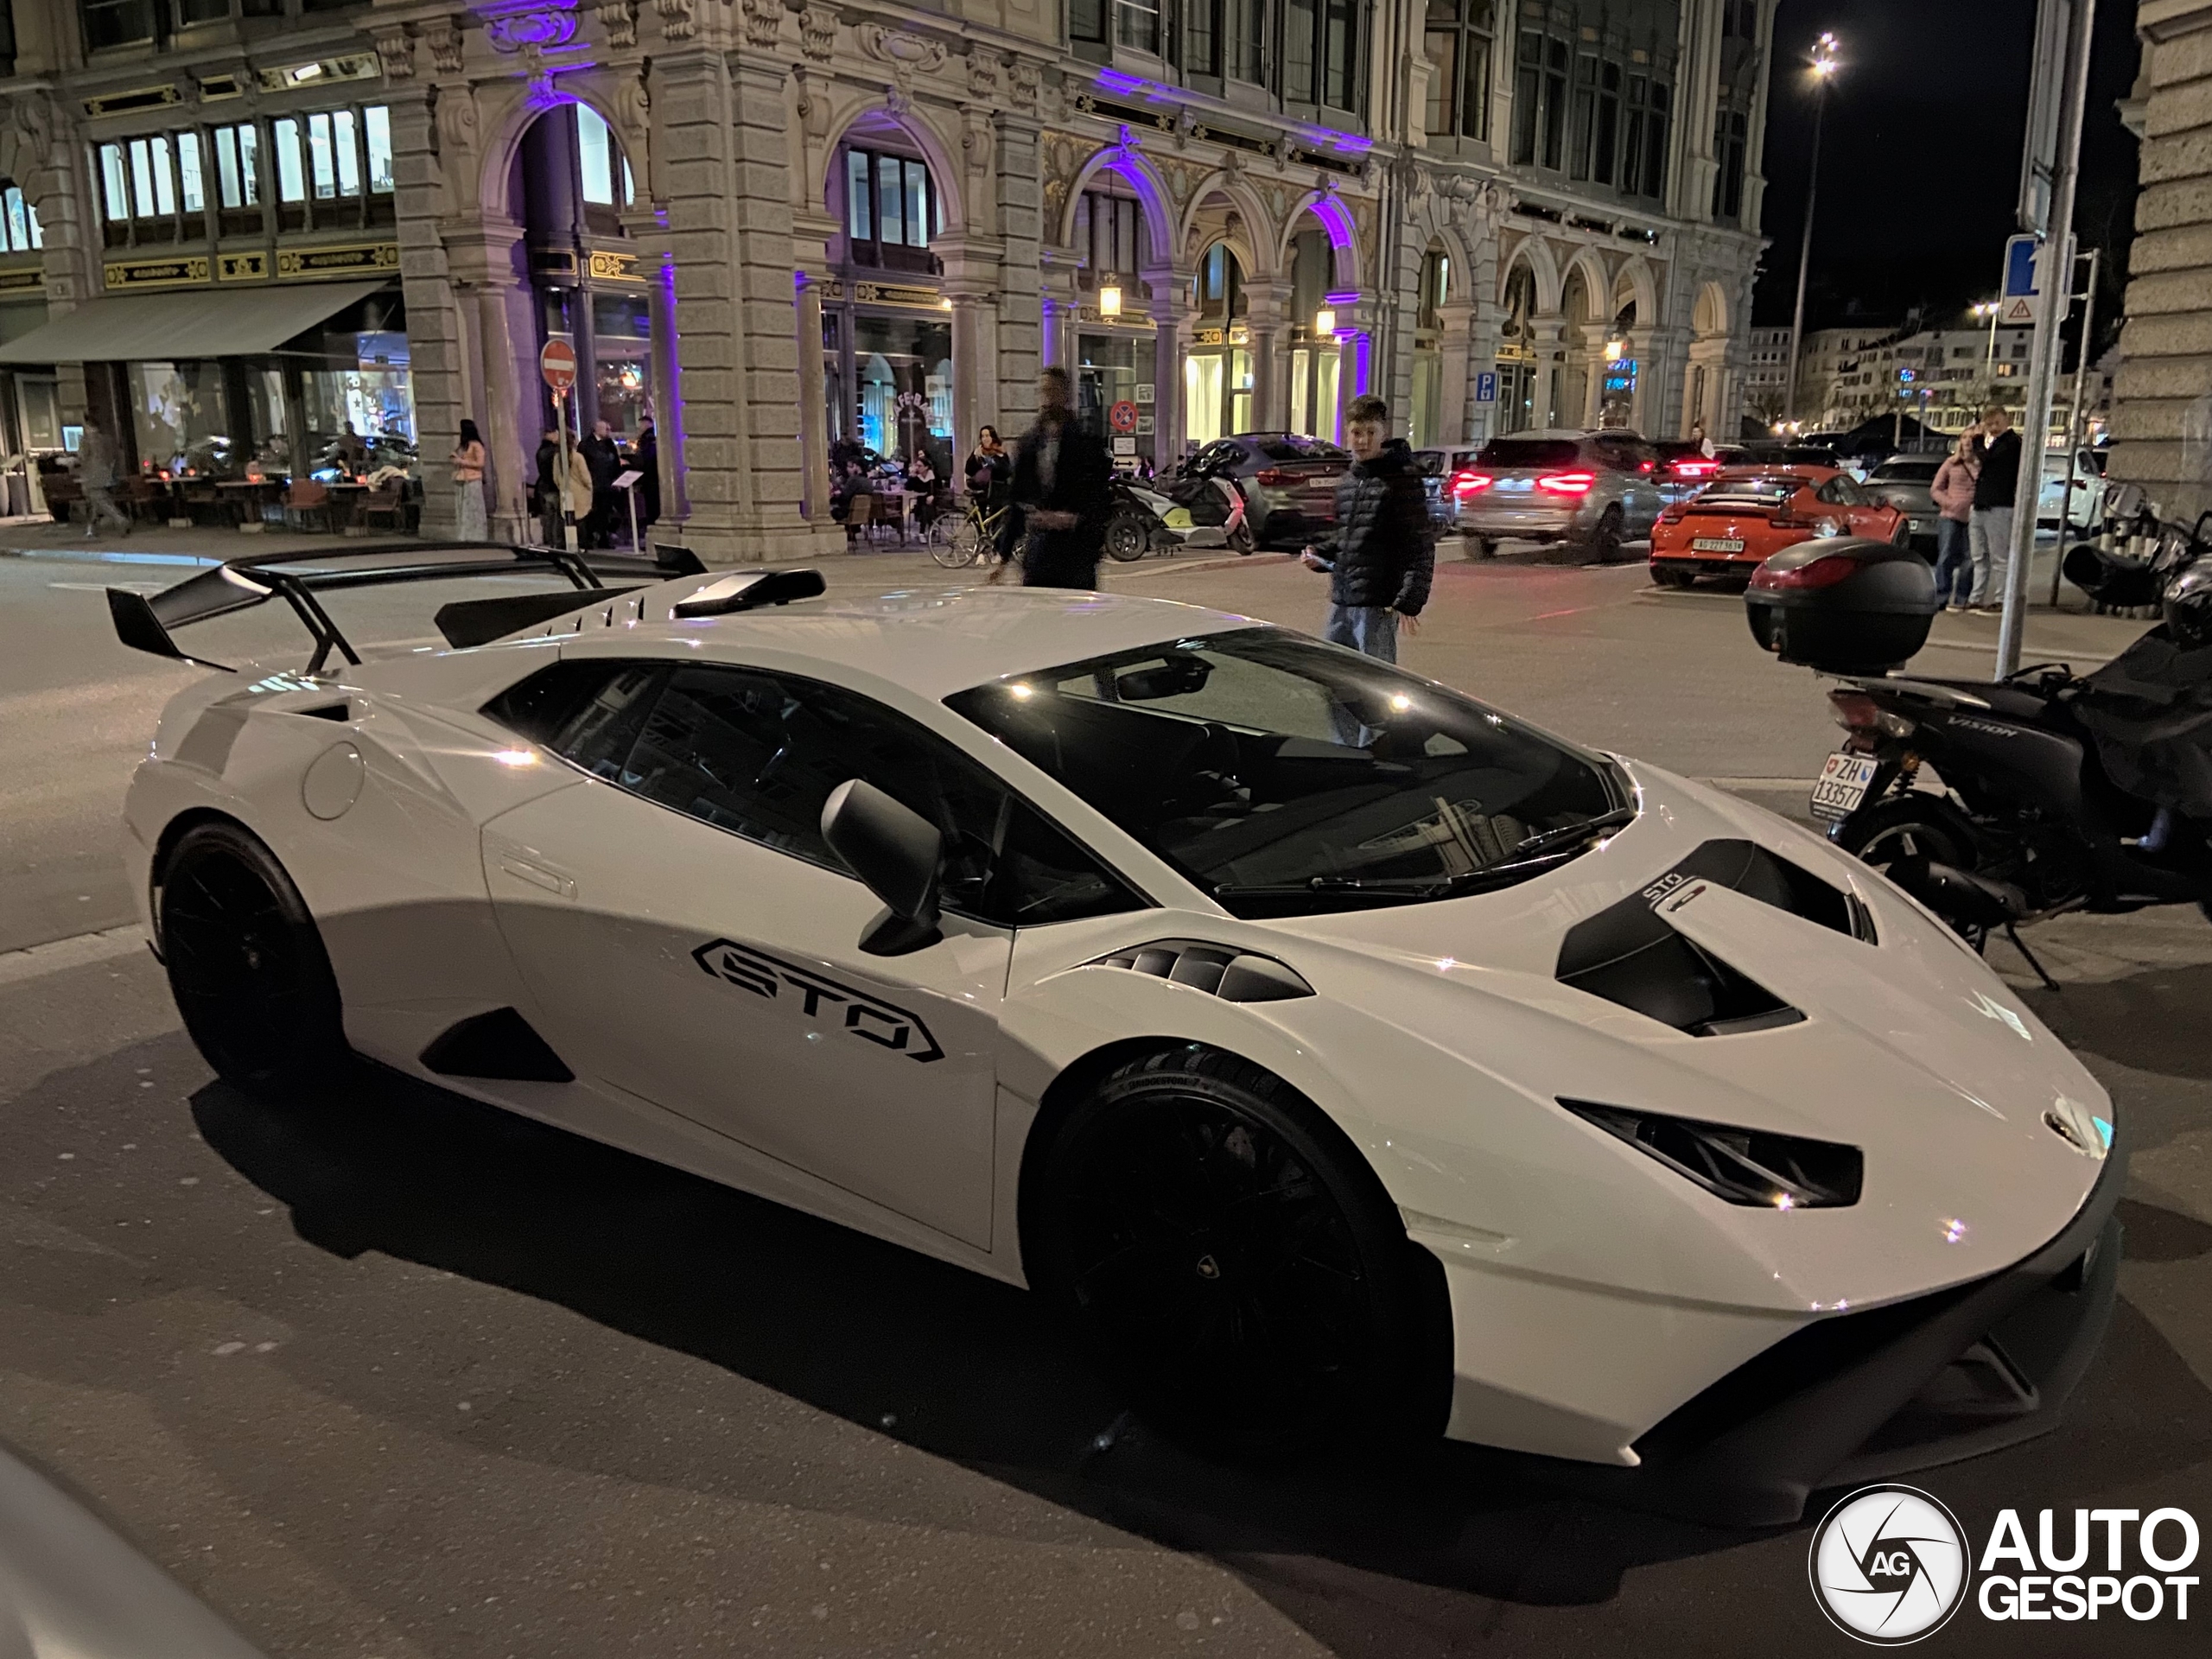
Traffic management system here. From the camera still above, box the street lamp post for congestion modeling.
[1783,31,1842,425]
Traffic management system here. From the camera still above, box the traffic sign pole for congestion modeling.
[1995,0,2096,680]
[541,341,580,552]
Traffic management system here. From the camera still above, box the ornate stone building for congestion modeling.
[0,0,1775,561]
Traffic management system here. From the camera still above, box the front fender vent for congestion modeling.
[1090,940,1313,1002]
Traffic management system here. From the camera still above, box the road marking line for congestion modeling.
[1529,607,1586,620]
[0,925,148,988]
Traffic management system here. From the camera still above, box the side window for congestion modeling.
[1815,477,1845,505]
[490,660,1137,928]
[1835,476,1868,506]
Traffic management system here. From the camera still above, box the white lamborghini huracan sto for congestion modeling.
[110,547,2121,1525]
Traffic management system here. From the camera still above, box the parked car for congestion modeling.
[1649,464,1909,587]
[1863,454,1944,553]
[2037,446,2107,531]
[1412,443,1484,532]
[1451,429,1664,563]
[1183,433,1349,548]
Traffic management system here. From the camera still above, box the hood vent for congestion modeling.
[1090,940,1313,1002]
[1555,840,1861,1036]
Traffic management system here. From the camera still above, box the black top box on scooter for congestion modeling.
[1743,537,1939,674]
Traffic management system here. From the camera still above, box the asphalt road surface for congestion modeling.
[3,537,2209,1656]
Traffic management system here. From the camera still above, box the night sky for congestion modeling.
[1752,0,2144,352]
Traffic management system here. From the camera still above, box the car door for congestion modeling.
[477,658,1131,1250]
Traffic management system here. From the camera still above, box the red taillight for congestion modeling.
[1829,691,1884,732]
[1750,554,1858,591]
[1639,459,1656,474]
[1658,508,1684,524]
[1538,471,1596,496]
[1253,467,1294,486]
[1451,470,1492,496]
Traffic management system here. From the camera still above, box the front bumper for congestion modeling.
[1485,1122,2126,1527]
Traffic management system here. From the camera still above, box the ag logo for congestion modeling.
[1809,1484,1969,1644]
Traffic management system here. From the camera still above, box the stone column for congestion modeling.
[1437,299,1475,445]
[444,226,532,540]
[1622,326,1658,432]
[795,268,830,521]
[392,87,464,536]
[996,115,1045,439]
[1527,317,1566,429]
[1039,264,1079,376]
[1245,280,1290,433]
[1144,268,1190,464]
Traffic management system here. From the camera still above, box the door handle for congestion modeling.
[496,853,575,898]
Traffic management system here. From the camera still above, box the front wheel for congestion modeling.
[159,820,350,1095]
[1027,1047,1446,1460]
[1103,511,1151,563]
[934,513,984,569]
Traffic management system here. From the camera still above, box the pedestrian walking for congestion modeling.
[1966,404,2023,613]
[1930,432,1980,612]
[1299,393,1434,667]
[995,367,1111,589]
[450,420,489,542]
[75,415,130,538]
[563,436,594,537]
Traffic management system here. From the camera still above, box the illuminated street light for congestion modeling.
[1313,307,1337,337]
[1098,283,1122,318]
[1783,30,1843,423]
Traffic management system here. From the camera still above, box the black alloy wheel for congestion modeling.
[1835,794,1977,878]
[1104,511,1150,563]
[159,820,350,1095]
[1891,517,1913,548]
[1583,505,1624,565]
[1029,1047,1445,1459]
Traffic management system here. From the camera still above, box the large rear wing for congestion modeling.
[106,540,707,674]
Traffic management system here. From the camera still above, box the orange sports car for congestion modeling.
[1649,465,1910,588]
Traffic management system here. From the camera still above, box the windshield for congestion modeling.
[1872,461,1939,482]
[1475,438,1581,469]
[1253,435,1348,461]
[944,628,1625,917]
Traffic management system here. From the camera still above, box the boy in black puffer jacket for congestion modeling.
[1300,394,1435,663]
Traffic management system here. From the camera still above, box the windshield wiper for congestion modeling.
[1510,806,1638,861]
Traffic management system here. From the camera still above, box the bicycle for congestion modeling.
[931,498,1011,569]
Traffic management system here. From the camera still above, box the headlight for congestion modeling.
[1812,518,1845,538]
[1560,1099,1864,1208]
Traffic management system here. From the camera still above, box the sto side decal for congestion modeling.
[690,938,947,1064]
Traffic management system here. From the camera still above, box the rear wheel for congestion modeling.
[1467,535,1494,561]
[1104,511,1150,563]
[1891,518,1913,548]
[1582,505,1624,565]
[159,820,349,1095]
[1834,793,1978,880]
[1027,1047,1446,1460]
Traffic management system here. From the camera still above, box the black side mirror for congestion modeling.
[821,779,943,956]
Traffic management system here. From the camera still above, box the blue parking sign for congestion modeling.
[1474,371,1497,404]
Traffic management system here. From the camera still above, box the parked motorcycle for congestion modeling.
[1102,466,1254,563]
[1758,486,2212,981]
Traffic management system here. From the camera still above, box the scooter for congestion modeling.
[1103,470,1253,562]
[1809,487,2212,982]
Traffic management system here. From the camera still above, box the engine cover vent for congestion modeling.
[1090,940,1313,1002]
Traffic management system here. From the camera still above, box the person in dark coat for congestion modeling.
[632,415,660,539]
[995,367,1112,588]
[532,429,565,549]
[579,419,620,549]
[1300,393,1435,664]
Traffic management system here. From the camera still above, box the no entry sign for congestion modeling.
[540,340,578,393]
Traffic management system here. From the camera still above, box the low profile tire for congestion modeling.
[1581,505,1624,565]
[159,820,349,1095]
[1651,563,1697,588]
[1103,512,1150,563]
[1891,518,1913,549]
[1027,1046,1446,1461]
[1468,535,1495,561]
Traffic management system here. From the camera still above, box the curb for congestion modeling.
[0,925,149,988]
[0,546,224,569]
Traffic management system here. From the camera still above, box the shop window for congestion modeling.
[0,184,42,254]
[841,147,938,274]
[852,313,952,472]
[593,292,653,439]
[80,0,160,51]
[129,361,231,478]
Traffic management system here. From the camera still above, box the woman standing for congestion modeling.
[964,425,1009,511]
[451,419,489,543]
[1930,434,1980,613]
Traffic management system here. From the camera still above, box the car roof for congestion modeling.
[552,580,1254,702]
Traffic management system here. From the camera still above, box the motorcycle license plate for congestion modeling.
[1690,537,1745,553]
[1810,751,1878,823]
